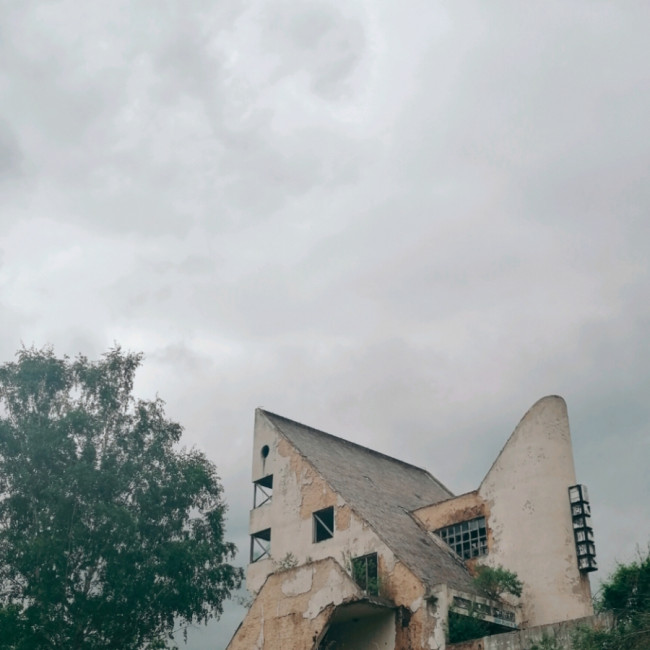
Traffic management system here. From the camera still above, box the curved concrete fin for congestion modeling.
[479,395,575,491]
[477,395,592,627]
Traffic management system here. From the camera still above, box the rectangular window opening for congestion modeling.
[313,506,334,542]
[352,553,379,596]
[250,528,271,563]
[253,475,273,508]
[436,517,488,560]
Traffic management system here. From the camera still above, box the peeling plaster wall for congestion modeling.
[412,492,486,533]
[245,411,446,649]
[384,563,446,650]
[248,410,398,594]
[228,558,361,650]
[477,396,592,627]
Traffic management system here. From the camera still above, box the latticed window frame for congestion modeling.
[437,517,488,560]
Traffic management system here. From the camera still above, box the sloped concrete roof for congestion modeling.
[260,409,479,595]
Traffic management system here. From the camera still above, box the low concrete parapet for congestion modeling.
[448,613,612,650]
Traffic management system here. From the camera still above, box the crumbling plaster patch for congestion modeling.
[304,567,359,619]
[412,491,486,533]
[278,436,337,520]
[379,561,443,650]
[281,565,314,597]
[229,559,358,650]
[384,561,424,607]
[410,596,423,612]
[335,503,352,531]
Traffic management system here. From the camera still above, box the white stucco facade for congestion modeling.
[478,395,592,626]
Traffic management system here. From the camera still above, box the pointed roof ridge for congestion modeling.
[258,408,478,595]
[259,408,449,489]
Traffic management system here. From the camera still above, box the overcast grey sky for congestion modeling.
[1,1,650,648]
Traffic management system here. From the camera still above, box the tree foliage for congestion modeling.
[0,346,242,649]
[474,564,523,600]
[572,547,650,650]
[447,607,495,644]
[447,565,523,644]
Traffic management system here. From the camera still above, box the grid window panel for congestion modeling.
[436,517,488,560]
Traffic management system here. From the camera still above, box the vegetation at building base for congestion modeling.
[528,634,563,650]
[572,546,650,650]
[0,346,243,650]
[448,565,522,644]
[449,549,650,649]
[448,608,508,644]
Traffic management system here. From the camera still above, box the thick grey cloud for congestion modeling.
[1,1,649,648]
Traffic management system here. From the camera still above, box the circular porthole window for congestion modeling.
[261,445,270,459]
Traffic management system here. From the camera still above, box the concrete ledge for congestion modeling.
[448,613,612,650]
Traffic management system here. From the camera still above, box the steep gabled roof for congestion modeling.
[260,409,478,594]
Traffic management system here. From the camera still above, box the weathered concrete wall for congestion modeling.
[477,396,592,627]
[412,492,486,532]
[248,410,398,593]
[227,558,362,650]
[385,564,447,650]
[448,613,612,650]
[246,410,447,649]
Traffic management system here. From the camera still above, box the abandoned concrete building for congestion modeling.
[227,395,598,649]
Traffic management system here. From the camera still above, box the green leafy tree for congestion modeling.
[447,566,523,644]
[447,607,494,644]
[572,547,650,650]
[474,564,523,600]
[0,347,242,649]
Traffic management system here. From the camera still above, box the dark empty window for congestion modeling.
[352,553,379,596]
[313,506,334,542]
[250,528,271,563]
[253,475,273,508]
[437,517,487,560]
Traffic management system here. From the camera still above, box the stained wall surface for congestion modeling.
[245,410,447,649]
[248,409,397,594]
[227,559,361,650]
[477,396,592,626]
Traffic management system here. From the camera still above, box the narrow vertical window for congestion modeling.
[312,506,334,542]
[352,553,379,596]
[253,475,273,508]
[250,528,271,563]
